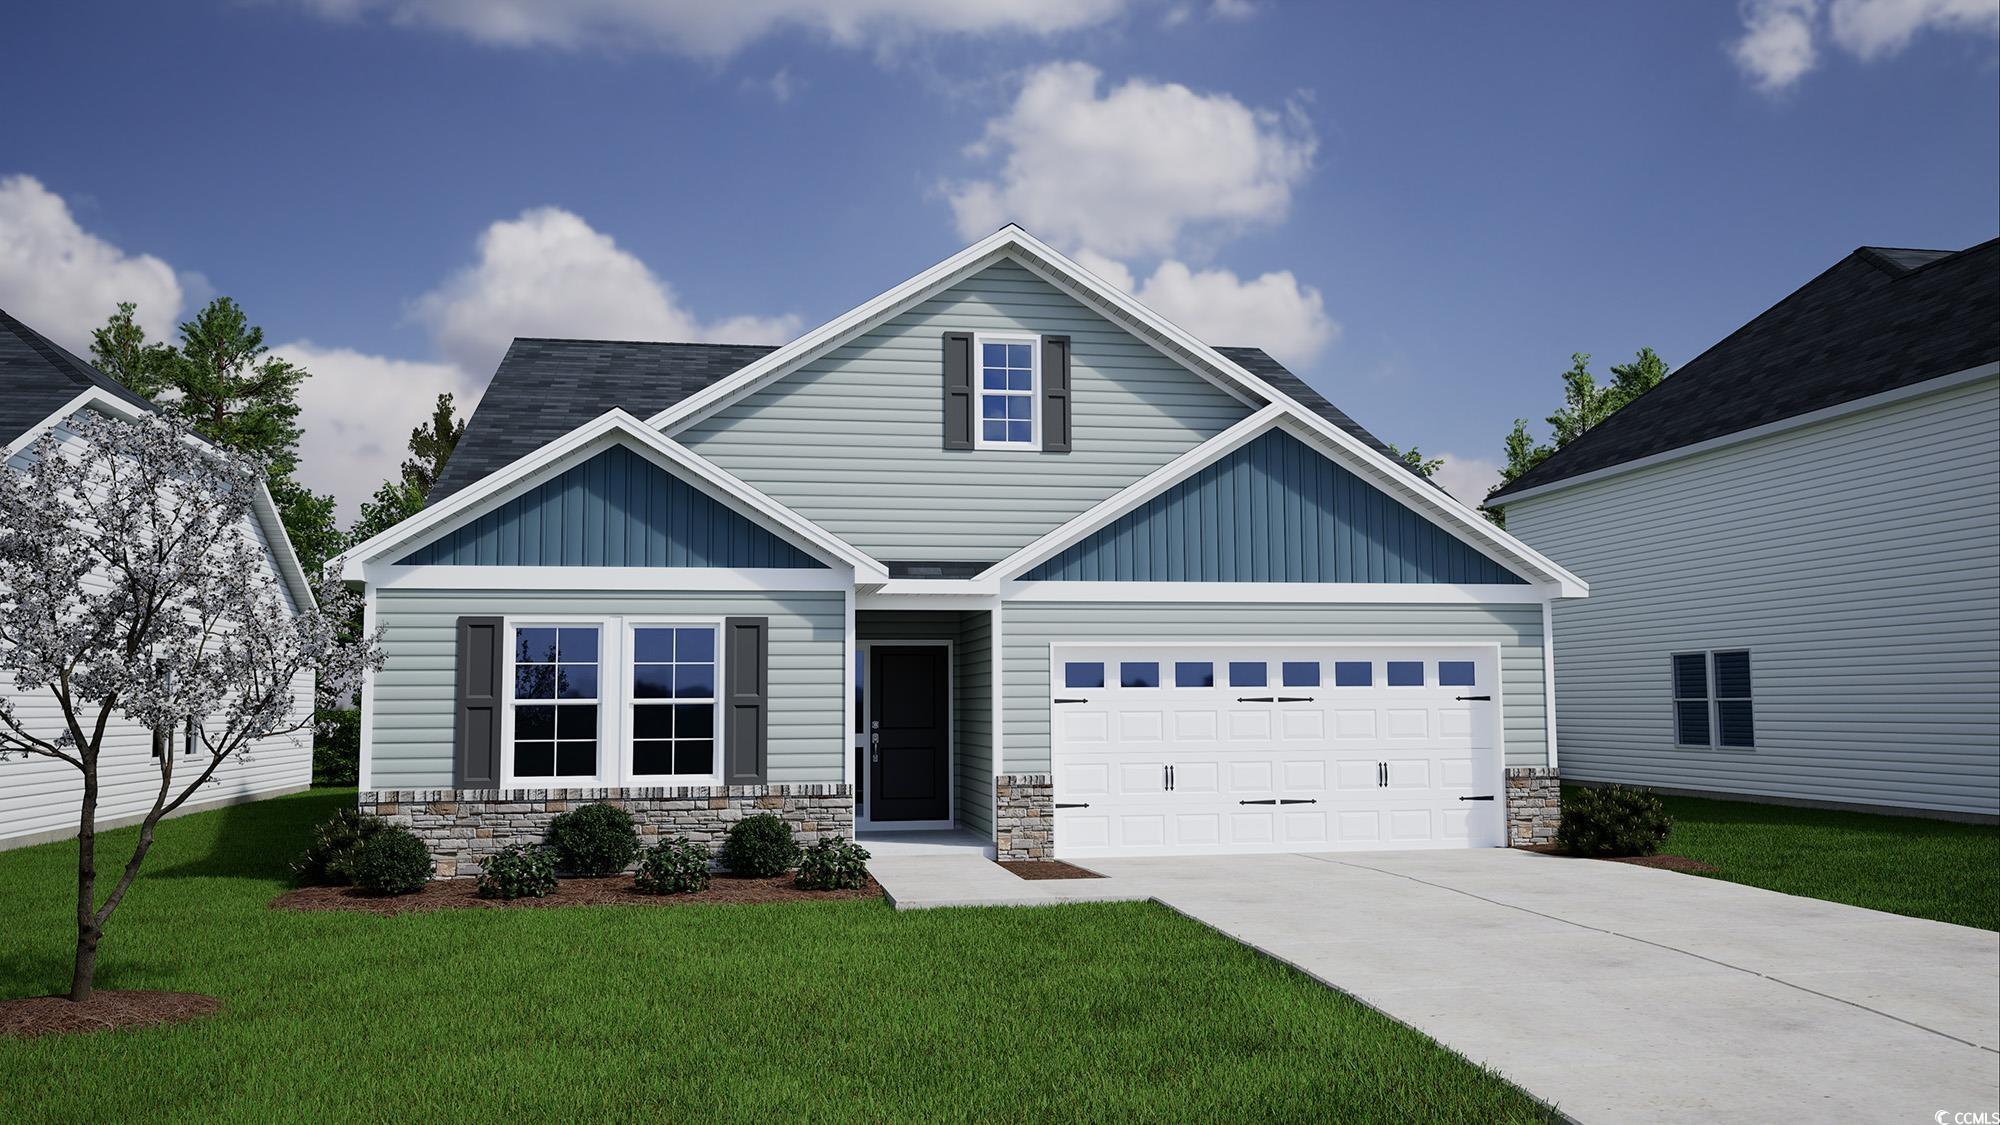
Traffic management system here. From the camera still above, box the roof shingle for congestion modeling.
[0,308,155,447]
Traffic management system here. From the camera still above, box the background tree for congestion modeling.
[1485,347,1671,524]
[349,393,465,544]
[1386,442,1443,479]
[0,411,381,1003]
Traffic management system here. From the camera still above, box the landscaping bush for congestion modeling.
[351,826,433,895]
[721,813,799,877]
[292,806,387,885]
[546,803,641,875]
[477,844,559,900]
[1556,784,1674,857]
[795,836,871,891]
[633,836,712,895]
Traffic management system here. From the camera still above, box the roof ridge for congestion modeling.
[509,336,782,349]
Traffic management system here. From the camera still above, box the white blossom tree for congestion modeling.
[0,410,382,1003]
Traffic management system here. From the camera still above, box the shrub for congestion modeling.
[477,845,559,900]
[292,806,387,885]
[311,707,360,787]
[634,837,712,895]
[795,836,871,891]
[546,803,641,875]
[351,826,433,895]
[721,813,799,877]
[1556,784,1674,857]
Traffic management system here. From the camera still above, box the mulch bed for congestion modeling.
[0,991,221,1039]
[271,873,882,915]
[996,860,1105,880]
[1521,845,1719,874]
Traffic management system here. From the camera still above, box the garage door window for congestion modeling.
[1281,661,1320,687]
[1334,661,1372,687]
[1438,661,1475,687]
[1120,662,1160,688]
[1228,661,1266,687]
[1175,661,1213,687]
[1065,662,1105,689]
[1387,661,1425,687]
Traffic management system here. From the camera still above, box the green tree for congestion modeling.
[349,393,466,544]
[1386,443,1443,479]
[1485,347,1670,525]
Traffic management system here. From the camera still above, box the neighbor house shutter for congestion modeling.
[942,331,974,450]
[724,617,769,785]
[1041,334,1072,452]
[454,616,503,788]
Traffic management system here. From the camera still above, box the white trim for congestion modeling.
[332,408,889,584]
[991,605,1005,786]
[357,581,378,790]
[1002,581,1554,604]
[843,588,856,788]
[1542,599,1558,772]
[855,639,955,831]
[362,565,854,592]
[1490,362,2000,508]
[971,331,1042,450]
[856,591,1000,610]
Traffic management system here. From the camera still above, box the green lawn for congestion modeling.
[0,790,1550,1123]
[1650,792,2000,931]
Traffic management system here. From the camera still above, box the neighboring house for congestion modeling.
[336,226,1588,873]
[0,308,318,850]
[1490,239,2000,821]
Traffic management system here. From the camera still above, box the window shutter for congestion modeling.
[1042,334,1072,452]
[724,616,769,784]
[454,616,503,788]
[942,332,973,450]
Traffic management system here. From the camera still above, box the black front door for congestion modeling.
[869,646,949,822]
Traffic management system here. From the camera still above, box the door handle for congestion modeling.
[1378,762,1387,787]
[870,730,879,763]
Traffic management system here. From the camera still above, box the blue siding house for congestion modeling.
[336,227,1589,873]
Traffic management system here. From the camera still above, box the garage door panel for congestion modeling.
[1061,710,1110,744]
[1174,761,1220,793]
[1172,710,1218,741]
[1334,710,1377,739]
[1335,759,1379,791]
[1385,709,1429,739]
[1230,811,1276,844]
[1230,760,1274,791]
[1063,761,1112,796]
[1279,709,1326,740]
[1118,711,1164,742]
[1282,810,1329,844]
[1228,711,1273,740]
[1176,814,1221,845]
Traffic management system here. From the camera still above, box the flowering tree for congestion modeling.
[0,410,382,1003]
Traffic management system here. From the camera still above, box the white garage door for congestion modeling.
[1051,644,1505,858]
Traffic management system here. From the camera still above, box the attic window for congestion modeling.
[976,335,1038,447]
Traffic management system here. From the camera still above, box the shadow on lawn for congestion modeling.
[150,789,351,881]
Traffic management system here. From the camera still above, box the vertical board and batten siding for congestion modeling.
[1000,602,1547,773]
[856,610,995,835]
[1504,375,2000,817]
[2,409,313,849]
[680,259,1254,562]
[369,589,846,788]
[1026,429,1526,583]
[397,445,822,569]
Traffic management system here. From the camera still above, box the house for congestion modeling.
[335,226,1588,873]
[1489,239,1999,821]
[0,308,319,850]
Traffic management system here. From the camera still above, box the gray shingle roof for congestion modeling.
[0,308,155,447]
[1489,238,2000,502]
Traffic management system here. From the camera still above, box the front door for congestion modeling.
[869,645,950,822]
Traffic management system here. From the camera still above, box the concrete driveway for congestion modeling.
[1082,849,2000,1124]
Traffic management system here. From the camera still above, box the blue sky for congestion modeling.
[3,0,1995,516]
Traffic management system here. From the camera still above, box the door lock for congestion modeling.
[870,729,879,764]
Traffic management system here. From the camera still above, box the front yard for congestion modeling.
[0,790,1549,1123]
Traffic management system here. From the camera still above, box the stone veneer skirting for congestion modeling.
[994,773,1053,861]
[1505,767,1561,847]
[358,784,854,878]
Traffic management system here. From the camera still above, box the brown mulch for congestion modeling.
[997,860,1105,880]
[0,991,221,1039]
[271,873,883,915]
[1520,845,1719,874]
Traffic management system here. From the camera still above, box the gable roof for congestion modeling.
[1490,237,2000,503]
[1,307,155,447]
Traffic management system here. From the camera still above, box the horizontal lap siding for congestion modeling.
[681,260,1251,562]
[1000,602,1546,773]
[369,589,846,788]
[1505,376,2000,816]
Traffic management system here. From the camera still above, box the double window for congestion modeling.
[976,336,1038,447]
[1672,650,1754,748]
[506,619,722,785]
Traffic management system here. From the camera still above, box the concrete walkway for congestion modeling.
[865,850,1148,908]
[1081,849,2000,1124]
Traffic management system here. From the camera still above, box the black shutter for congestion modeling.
[942,331,973,450]
[1042,334,1072,452]
[454,616,503,788]
[724,617,769,784]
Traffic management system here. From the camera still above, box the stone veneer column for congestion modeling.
[1505,767,1561,847]
[993,773,1054,861]
[357,783,854,878]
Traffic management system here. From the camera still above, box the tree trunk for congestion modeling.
[69,764,100,1003]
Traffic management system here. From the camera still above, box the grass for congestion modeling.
[1648,791,2000,931]
[0,790,1550,1123]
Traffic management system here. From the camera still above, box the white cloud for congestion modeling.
[947,61,1315,259]
[1432,453,1503,510]
[0,174,182,353]
[1731,0,1998,91]
[295,0,1129,56]
[412,205,800,377]
[277,343,474,522]
[1078,255,1336,366]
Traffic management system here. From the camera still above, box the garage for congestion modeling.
[1050,644,1505,858]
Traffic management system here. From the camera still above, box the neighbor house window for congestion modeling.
[631,625,718,779]
[977,337,1037,447]
[1674,650,1755,749]
[512,626,601,779]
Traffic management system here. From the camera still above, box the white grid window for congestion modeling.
[977,337,1038,446]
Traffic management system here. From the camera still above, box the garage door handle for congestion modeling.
[1455,695,1491,701]
[1458,795,1495,801]
[1055,802,1090,809]
[1239,799,1278,805]
[1053,697,1088,704]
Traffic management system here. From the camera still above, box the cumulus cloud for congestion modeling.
[1432,453,1504,510]
[412,206,800,377]
[0,175,182,353]
[294,0,1129,56]
[1732,0,1998,91]
[947,61,1315,259]
[277,343,474,522]
[1076,250,1336,366]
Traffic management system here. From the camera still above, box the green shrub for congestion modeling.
[1556,784,1674,857]
[795,836,871,891]
[633,837,712,895]
[292,806,387,885]
[311,707,360,787]
[351,827,433,895]
[721,813,799,877]
[477,845,559,900]
[546,803,641,875]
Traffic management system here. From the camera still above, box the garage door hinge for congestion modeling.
[1277,798,1318,805]
[1455,695,1492,701]
[1276,696,1314,703]
[1458,795,1495,801]
[1238,799,1279,805]
[1236,695,1276,703]
[1053,697,1088,704]
[1055,802,1090,809]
